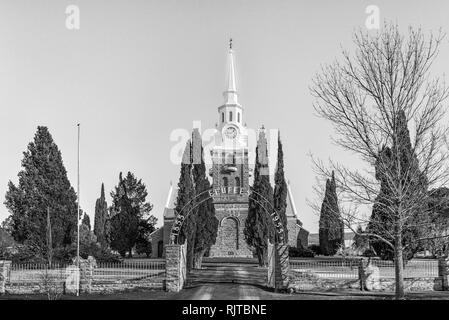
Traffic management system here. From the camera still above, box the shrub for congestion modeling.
[362,248,376,257]
[289,246,315,258]
[94,247,122,263]
[336,246,360,257]
[308,244,322,256]
[10,245,46,264]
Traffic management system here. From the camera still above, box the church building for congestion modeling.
[149,42,308,258]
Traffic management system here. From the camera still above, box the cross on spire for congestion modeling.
[229,38,233,50]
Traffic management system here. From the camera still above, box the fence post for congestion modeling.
[438,256,449,291]
[165,244,183,292]
[0,260,12,295]
[85,256,96,294]
[358,258,367,291]
[78,257,95,294]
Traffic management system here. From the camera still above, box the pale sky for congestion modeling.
[1,0,449,233]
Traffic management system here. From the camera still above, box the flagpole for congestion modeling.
[76,123,80,297]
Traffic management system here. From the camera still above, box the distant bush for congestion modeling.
[9,245,46,264]
[94,247,122,263]
[362,248,376,257]
[289,246,315,258]
[308,244,322,256]
[336,246,360,257]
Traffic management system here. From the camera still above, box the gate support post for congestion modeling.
[0,260,11,295]
[275,242,290,291]
[267,240,289,291]
[165,243,187,292]
[267,241,275,288]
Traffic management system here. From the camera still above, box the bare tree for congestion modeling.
[309,23,449,299]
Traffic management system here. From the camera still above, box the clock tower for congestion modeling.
[209,40,252,257]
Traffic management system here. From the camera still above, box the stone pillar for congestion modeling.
[438,256,449,291]
[0,260,12,295]
[78,256,95,294]
[267,241,275,288]
[365,260,380,290]
[267,240,289,291]
[64,265,80,295]
[165,244,184,292]
[275,243,290,291]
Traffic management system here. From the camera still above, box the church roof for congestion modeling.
[163,182,178,219]
[222,39,240,107]
[286,180,301,223]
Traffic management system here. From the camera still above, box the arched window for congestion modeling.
[222,112,224,123]
[221,217,239,250]
[235,177,240,187]
[223,177,228,188]
[229,111,233,122]
[238,112,240,123]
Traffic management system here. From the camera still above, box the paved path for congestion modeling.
[170,263,378,300]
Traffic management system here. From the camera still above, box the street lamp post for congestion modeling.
[76,123,80,297]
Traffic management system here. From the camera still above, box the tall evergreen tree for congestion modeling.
[273,132,288,244]
[94,183,110,248]
[110,172,154,216]
[109,171,156,257]
[244,129,274,266]
[191,129,219,268]
[175,139,196,270]
[81,213,91,231]
[368,110,428,260]
[46,207,53,265]
[4,126,78,261]
[319,171,344,256]
[109,173,140,257]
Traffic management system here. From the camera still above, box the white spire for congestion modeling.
[165,182,173,208]
[223,38,240,106]
[286,180,299,217]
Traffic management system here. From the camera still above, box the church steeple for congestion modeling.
[223,38,240,106]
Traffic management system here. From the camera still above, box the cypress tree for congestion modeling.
[4,126,78,261]
[81,213,91,231]
[191,129,219,268]
[319,171,344,256]
[368,110,427,260]
[109,172,156,257]
[46,207,53,265]
[175,139,196,270]
[244,128,274,266]
[273,132,288,244]
[94,183,109,248]
[109,172,140,257]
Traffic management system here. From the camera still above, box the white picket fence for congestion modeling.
[289,258,439,280]
[7,259,166,286]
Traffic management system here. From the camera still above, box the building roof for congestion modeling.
[308,231,355,246]
[286,180,298,218]
[149,227,163,242]
[163,182,178,219]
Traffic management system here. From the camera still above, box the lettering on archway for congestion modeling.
[169,187,286,245]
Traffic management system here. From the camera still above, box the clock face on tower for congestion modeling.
[223,126,238,140]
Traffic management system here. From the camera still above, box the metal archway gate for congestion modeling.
[164,187,289,292]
